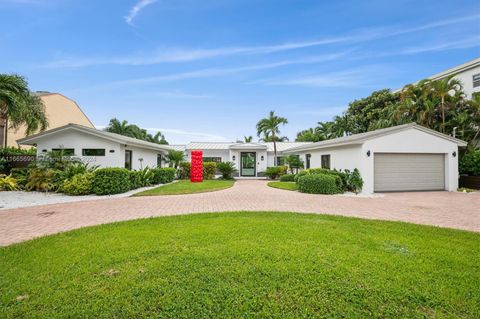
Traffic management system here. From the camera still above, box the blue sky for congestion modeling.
[1,0,479,144]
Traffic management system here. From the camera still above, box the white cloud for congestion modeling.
[125,0,157,25]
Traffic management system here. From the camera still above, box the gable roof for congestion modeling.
[284,123,467,153]
[17,123,173,152]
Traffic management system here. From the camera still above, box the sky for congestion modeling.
[1,0,479,144]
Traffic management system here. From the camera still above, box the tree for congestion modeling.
[165,150,185,169]
[256,111,288,162]
[284,155,304,174]
[427,75,463,133]
[104,118,168,145]
[244,136,253,143]
[148,131,168,145]
[105,118,134,136]
[0,74,48,145]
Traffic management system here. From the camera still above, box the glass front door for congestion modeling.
[241,152,256,176]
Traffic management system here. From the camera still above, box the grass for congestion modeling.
[1,212,479,318]
[134,179,235,196]
[267,181,298,191]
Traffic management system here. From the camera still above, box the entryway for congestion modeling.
[240,152,256,177]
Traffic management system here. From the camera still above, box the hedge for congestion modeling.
[62,173,93,196]
[280,174,296,182]
[297,174,343,194]
[91,168,131,195]
[152,167,176,184]
[178,162,191,180]
[203,162,217,180]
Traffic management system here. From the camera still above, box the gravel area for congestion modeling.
[0,184,168,210]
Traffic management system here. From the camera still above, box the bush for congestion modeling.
[178,162,191,180]
[62,173,93,195]
[0,175,20,191]
[280,174,296,182]
[203,162,217,180]
[297,174,342,194]
[460,150,480,176]
[129,170,144,190]
[25,168,55,192]
[91,168,131,195]
[294,168,343,192]
[0,147,36,156]
[336,168,363,193]
[265,166,285,179]
[217,162,236,180]
[152,167,176,184]
[9,168,29,188]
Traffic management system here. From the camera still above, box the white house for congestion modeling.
[176,142,312,177]
[17,124,172,170]
[396,57,480,99]
[284,123,467,194]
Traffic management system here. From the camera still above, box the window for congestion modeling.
[157,154,162,167]
[125,150,132,170]
[276,156,285,166]
[52,148,75,156]
[473,74,480,88]
[82,149,105,156]
[321,154,331,169]
[203,157,222,163]
[306,154,311,169]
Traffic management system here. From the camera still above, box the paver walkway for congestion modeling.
[1,180,479,246]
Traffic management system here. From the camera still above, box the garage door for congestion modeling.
[374,153,445,192]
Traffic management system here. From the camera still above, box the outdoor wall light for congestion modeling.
[109,150,115,153]
[261,156,264,161]
[366,150,371,157]
[42,149,47,153]
[452,151,457,157]
[232,155,236,161]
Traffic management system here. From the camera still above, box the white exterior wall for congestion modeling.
[295,145,362,172]
[361,129,459,194]
[229,149,268,176]
[451,66,480,99]
[35,130,123,168]
[120,145,163,170]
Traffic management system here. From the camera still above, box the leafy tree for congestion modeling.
[284,155,304,174]
[104,118,168,145]
[0,74,48,144]
[426,75,463,132]
[256,111,288,162]
[165,150,185,169]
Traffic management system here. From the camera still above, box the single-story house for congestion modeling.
[284,123,467,194]
[17,123,172,170]
[172,142,312,177]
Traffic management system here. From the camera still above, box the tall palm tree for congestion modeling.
[244,136,253,143]
[105,118,133,136]
[165,150,185,169]
[0,74,48,146]
[427,75,463,133]
[256,110,288,162]
[149,131,168,145]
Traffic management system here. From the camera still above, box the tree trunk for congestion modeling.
[441,96,445,133]
[272,132,277,166]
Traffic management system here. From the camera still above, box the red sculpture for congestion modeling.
[190,150,203,182]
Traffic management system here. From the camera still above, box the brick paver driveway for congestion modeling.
[1,180,479,246]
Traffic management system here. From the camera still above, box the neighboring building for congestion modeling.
[396,57,480,98]
[1,92,94,148]
[284,123,467,194]
[17,124,172,170]
[177,142,312,177]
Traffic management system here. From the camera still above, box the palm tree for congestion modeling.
[427,75,463,133]
[256,111,288,162]
[244,136,253,143]
[0,74,48,146]
[165,150,185,169]
[149,131,168,145]
[104,118,133,136]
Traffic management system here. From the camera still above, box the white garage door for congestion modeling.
[374,153,445,192]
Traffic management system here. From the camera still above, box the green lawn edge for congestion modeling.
[133,179,235,196]
[267,181,298,191]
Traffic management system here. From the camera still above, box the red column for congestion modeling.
[190,150,203,182]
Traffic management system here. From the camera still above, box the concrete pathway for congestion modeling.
[1,180,479,246]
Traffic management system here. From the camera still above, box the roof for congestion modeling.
[284,123,467,153]
[17,123,173,152]
[169,144,186,152]
[186,141,312,152]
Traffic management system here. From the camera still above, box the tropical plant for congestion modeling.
[104,118,168,145]
[165,150,185,169]
[217,162,236,180]
[151,167,176,184]
[244,136,253,143]
[203,162,217,180]
[284,155,304,174]
[25,168,54,192]
[297,174,343,194]
[459,150,480,176]
[264,166,285,180]
[0,174,19,191]
[256,111,288,162]
[178,161,191,179]
[91,168,131,195]
[62,173,93,196]
[0,74,48,142]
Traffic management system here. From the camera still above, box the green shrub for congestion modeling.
[0,175,20,191]
[280,174,296,182]
[91,168,131,195]
[265,166,285,179]
[217,162,236,180]
[203,162,217,180]
[129,170,144,190]
[0,147,36,156]
[25,168,55,192]
[62,173,93,195]
[9,168,29,188]
[335,168,363,193]
[152,168,176,184]
[460,150,480,176]
[178,162,191,179]
[129,168,155,189]
[295,168,344,192]
[297,174,342,194]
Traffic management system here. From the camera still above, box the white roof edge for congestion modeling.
[17,123,173,152]
[284,123,467,153]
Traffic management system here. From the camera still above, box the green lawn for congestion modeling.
[1,212,479,318]
[267,181,298,191]
[134,179,235,196]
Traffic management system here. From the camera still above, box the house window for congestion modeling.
[203,157,222,163]
[157,154,162,167]
[82,149,105,156]
[276,156,285,166]
[306,154,311,169]
[321,155,331,169]
[473,74,480,88]
[52,148,75,156]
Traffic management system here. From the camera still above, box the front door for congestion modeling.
[125,150,132,170]
[241,152,256,177]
